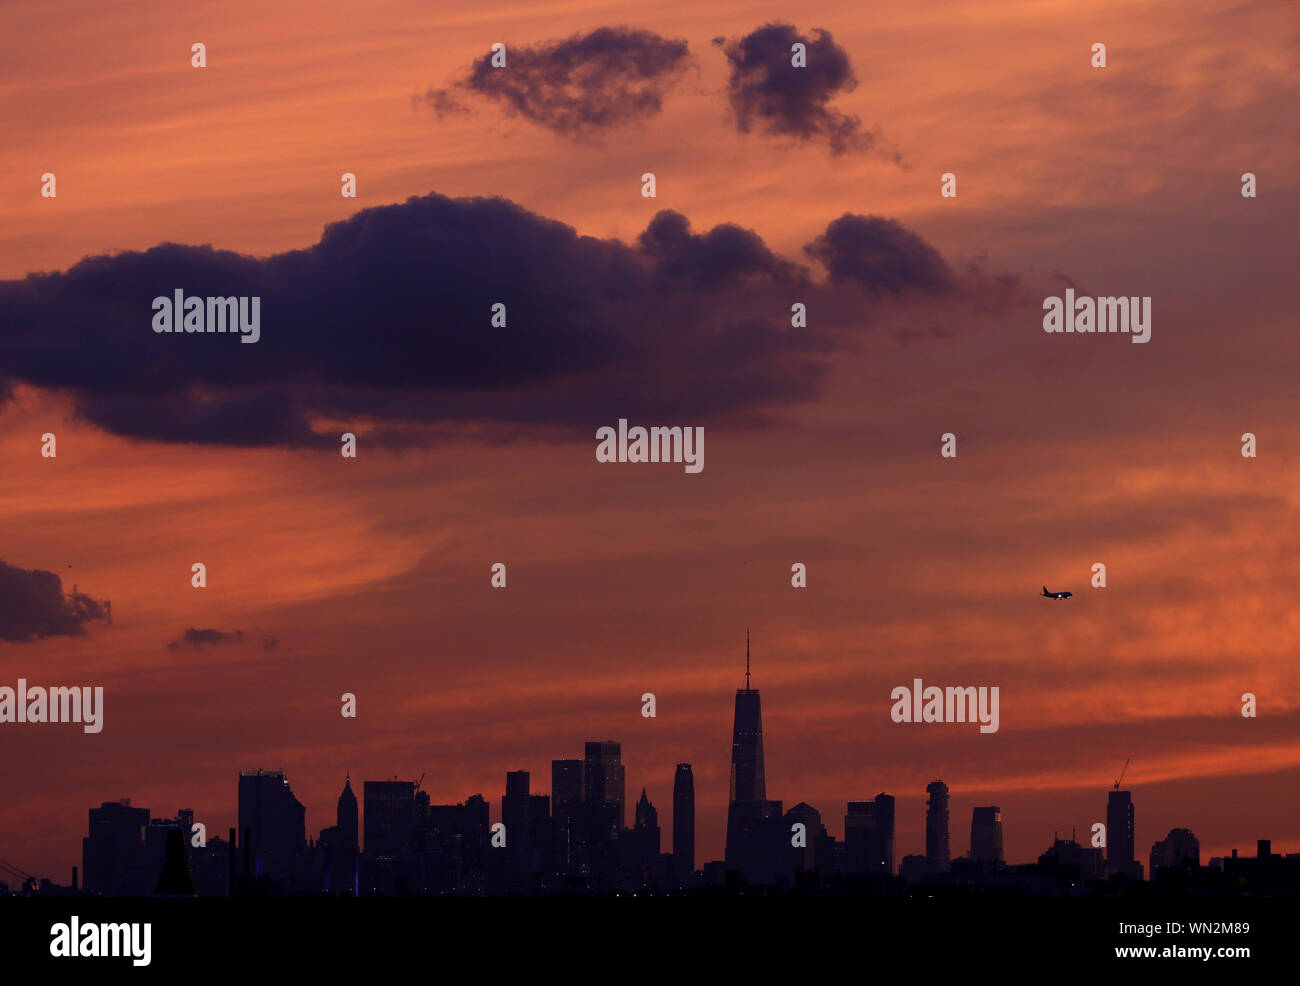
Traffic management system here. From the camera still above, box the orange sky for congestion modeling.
[1,0,1298,881]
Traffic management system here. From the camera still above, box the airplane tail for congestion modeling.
[1042,586,1048,594]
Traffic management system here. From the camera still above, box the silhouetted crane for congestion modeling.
[1113,757,1131,790]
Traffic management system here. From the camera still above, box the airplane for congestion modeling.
[1041,586,1072,600]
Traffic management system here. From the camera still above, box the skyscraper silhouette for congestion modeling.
[926,780,950,874]
[338,775,358,850]
[1107,789,1138,879]
[729,630,765,804]
[583,742,625,832]
[584,741,624,890]
[462,793,490,894]
[846,793,895,874]
[785,802,824,875]
[725,632,783,882]
[363,780,415,858]
[551,759,585,879]
[237,770,306,889]
[627,788,662,887]
[970,806,1003,864]
[83,799,151,896]
[327,774,359,895]
[502,770,532,891]
[672,763,695,885]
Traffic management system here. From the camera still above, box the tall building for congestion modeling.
[83,799,151,896]
[551,759,585,878]
[784,802,824,875]
[970,806,1004,864]
[237,770,306,889]
[319,775,359,894]
[1107,790,1137,879]
[461,794,491,894]
[627,788,662,887]
[502,770,530,835]
[501,770,533,890]
[526,792,551,888]
[729,632,765,805]
[363,780,415,858]
[584,741,625,890]
[338,775,358,850]
[672,763,695,883]
[925,780,950,874]
[584,742,625,832]
[846,793,895,874]
[725,632,783,883]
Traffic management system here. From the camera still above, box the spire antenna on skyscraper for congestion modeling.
[745,627,751,690]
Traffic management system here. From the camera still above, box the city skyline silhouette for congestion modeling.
[4,645,1295,897]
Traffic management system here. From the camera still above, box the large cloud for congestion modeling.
[423,27,692,138]
[0,559,110,642]
[0,192,974,447]
[716,23,877,156]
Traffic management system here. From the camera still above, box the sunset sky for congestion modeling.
[2,0,1298,882]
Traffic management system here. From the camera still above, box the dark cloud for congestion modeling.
[167,628,245,652]
[0,192,976,447]
[422,27,692,138]
[637,210,803,288]
[0,559,110,642]
[804,214,954,294]
[716,23,875,155]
